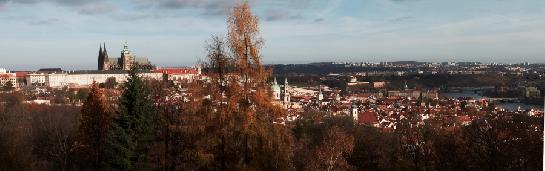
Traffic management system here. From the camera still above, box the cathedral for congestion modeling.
[98,42,152,71]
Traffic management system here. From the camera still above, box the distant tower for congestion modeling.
[102,43,109,70]
[98,44,104,70]
[283,78,290,105]
[318,85,324,101]
[98,43,110,70]
[271,77,281,100]
[120,42,135,70]
[351,102,358,122]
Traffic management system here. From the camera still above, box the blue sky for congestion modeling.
[1,0,544,70]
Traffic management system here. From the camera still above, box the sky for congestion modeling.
[1,0,544,70]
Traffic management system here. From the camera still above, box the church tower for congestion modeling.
[283,78,291,105]
[102,43,110,70]
[120,42,135,70]
[318,85,324,101]
[351,102,359,122]
[98,44,104,70]
[271,77,281,100]
[98,43,110,71]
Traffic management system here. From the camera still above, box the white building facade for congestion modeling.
[0,68,17,88]
[45,71,163,88]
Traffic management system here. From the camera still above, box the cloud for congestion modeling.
[0,0,9,9]
[391,16,413,22]
[29,18,58,25]
[14,0,97,6]
[1,0,113,14]
[314,18,325,22]
[133,0,237,16]
[264,9,301,21]
[77,2,114,15]
[390,0,419,2]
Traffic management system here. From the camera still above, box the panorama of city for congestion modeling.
[1,0,544,170]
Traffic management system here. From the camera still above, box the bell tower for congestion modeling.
[120,42,135,70]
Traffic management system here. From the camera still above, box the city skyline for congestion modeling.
[1,0,545,70]
[0,2,543,170]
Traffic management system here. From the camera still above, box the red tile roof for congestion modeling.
[154,68,198,75]
[0,74,14,79]
[16,72,28,78]
[458,115,471,122]
[358,111,378,124]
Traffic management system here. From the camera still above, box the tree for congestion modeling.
[294,116,355,171]
[2,81,14,91]
[74,82,113,170]
[0,102,33,171]
[219,2,294,169]
[32,105,80,171]
[163,2,295,169]
[104,77,118,89]
[2,91,25,107]
[227,1,271,115]
[75,88,89,102]
[51,87,70,104]
[301,126,354,171]
[462,113,543,170]
[106,68,159,170]
[349,126,406,171]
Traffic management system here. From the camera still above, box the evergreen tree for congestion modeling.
[106,68,159,170]
[75,82,113,170]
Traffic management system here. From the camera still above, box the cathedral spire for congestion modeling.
[98,44,103,57]
[98,44,104,70]
[103,42,109,59]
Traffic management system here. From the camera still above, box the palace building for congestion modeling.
[98,42,152,70]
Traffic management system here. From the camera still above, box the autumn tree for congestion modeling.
[74,82,113,170]
[165,2,294,170]
[220,2,294,169]
[2,81,14,91]
[0,101,33,171]
[2,91,25,107]
[396,115,437,171]
[307,126,354,171]
[32,105,80,170]
[462,113,543,170]
[294,116,355,171]
[347,125,410,171]
[106,68,159,170]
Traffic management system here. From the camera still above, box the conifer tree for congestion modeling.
[76,82,113,170]
[106,68,159,170]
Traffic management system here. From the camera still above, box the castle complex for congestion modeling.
[98,42,152,70]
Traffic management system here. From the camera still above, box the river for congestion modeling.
[441,91,543,111]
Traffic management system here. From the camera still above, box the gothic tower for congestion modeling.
[102,43,110,70]
[98,44,104,70]
[98,43,110,71]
